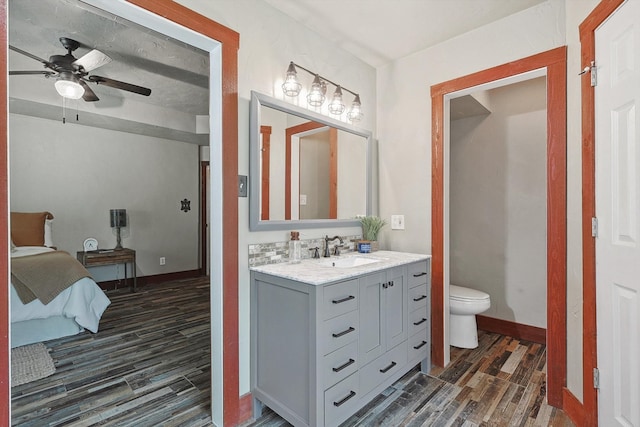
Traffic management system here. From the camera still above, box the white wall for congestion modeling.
[450,78,547,328]
[176,0,377,395]
[9,113,200,278]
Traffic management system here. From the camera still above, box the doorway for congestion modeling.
[431,46,567,407]
[0,1,240,426]
[449,77,548,340]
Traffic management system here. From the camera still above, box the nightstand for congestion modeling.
[77,248,137,292]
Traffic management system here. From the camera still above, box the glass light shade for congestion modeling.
[54,79,85,100]
[282,62,301,96]
[347,95,363,122]
[307,75,326,107]
[328,86,346,115]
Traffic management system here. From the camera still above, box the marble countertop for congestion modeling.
[250,250,431,285]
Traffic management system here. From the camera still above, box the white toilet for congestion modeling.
[449,284,491,349]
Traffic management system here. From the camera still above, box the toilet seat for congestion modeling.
[450,284,490,302]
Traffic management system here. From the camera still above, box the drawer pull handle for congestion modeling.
[333,390,356,407]
[332,327,355,338]
[413,295,427,302]
[412,272,427,277]
[332,295,355,304]
[413,340,428,350]
[379,361,397,373]
[389,280,394,287]
[413,318,427,326]
[332,358,355,372]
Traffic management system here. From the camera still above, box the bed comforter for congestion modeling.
[10,246,111,333]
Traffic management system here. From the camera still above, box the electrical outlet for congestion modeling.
[391,215,405,230]
[159,257,166,265]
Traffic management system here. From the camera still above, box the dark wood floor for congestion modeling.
[12,279,574,426]
[11,277,213,427]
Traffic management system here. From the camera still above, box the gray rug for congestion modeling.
[11,342,56,386]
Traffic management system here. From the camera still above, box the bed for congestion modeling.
[10,212,111,348]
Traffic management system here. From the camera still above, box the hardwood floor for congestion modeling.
[12,279,574,426]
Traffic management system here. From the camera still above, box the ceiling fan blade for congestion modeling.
[88,75,151,96]
[73,49,112,72]
[9,70,56,76]
[79,80,99,102]
[9,45,55,69]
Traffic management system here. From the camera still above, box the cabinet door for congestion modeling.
[358,272,384,366]
[384,266,408,350]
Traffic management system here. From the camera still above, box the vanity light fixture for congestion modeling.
[281,61,363,122]
[281,62,302,96]
[328,86,345,115]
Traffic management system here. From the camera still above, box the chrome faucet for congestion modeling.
[323,235,343,257]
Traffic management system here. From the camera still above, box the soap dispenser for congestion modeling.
[289,231,301,264]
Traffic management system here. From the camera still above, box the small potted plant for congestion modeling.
[358,215,387,252]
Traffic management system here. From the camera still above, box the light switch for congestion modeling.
[300,194,307,205]
[391,215,405,230]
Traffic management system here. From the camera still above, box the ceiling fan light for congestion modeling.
[347,94,363,122]
[55,78,85,99]
[328,86,346,115]
[307,75,326,107]
[282,62,302,97]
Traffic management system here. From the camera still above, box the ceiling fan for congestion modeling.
[9,37,152,102]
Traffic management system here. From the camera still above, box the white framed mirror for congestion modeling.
[249,91,372,231]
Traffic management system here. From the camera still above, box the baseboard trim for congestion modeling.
[562,387,584,426]
[97,269,202,291]
[238,392,253,424]
[476,315,546,344]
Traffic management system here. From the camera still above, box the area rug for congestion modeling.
[11,342,56,386]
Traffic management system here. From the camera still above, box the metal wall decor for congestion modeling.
[181,198,191,212]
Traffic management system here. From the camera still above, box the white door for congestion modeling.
[595,1,640,425]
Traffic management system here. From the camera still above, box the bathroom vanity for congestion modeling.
[250,251,431,427]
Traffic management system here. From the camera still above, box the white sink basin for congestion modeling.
[318,256,383,268]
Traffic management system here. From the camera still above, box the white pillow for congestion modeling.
[44,219,54,247]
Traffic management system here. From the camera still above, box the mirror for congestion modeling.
[249,91,372,231]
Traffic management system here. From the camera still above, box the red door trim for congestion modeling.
[431,46,567,407]
[579,1,625,425]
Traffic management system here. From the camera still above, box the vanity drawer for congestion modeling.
[323,340,358,389]
[322,310,359,355]
[323,279,359,320]
[409,283,429,312]
[407,261,429,288]
[359,343,407,397]
[408,329,429,363]
[325,372,360,427]
[409,307,429,337]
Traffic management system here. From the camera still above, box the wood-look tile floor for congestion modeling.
[11,277,213,427]
[245,331,575,427]
[12,279,574,426]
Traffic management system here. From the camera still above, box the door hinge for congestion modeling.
[592,217,598,238]
[593,368,600,389]
[579,61,597,87]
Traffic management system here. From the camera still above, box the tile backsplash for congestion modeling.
[249,234,362,267]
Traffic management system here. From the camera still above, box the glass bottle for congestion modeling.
[289,231,301,263]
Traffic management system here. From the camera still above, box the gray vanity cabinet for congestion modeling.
[251,257,430,427]
[358,266,408,366]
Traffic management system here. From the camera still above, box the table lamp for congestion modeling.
[110,209,127,250]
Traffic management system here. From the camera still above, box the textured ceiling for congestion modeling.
[8,0,209,117]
